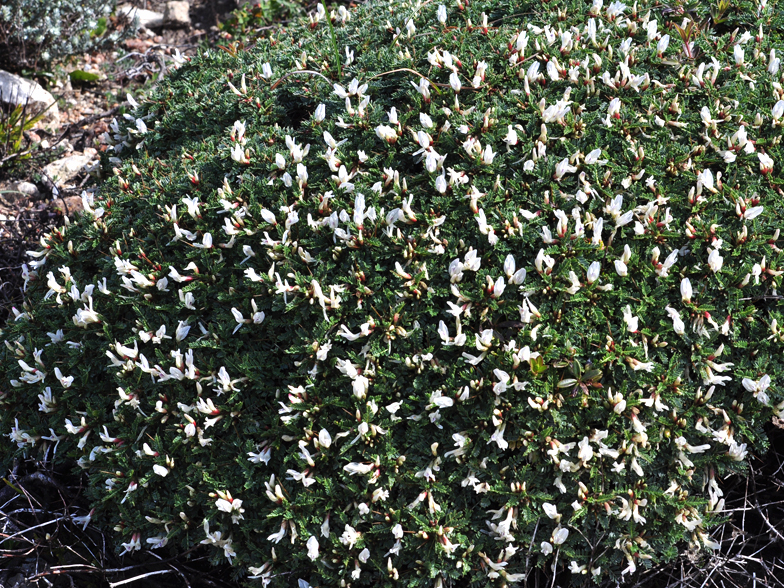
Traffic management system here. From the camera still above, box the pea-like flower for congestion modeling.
[680,277,692,304]
[306,536,320,560]
[707,249,723,273]
[758,153,774,175]
[552,526,569,545]
[542,502,560,521]
[622,305,639,333]
[742,374,771,405]
[586,261,601,284]
[656,34,670,57]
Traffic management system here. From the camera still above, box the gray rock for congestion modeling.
[16,182,39,197]
[117,4,165,29]
[164,1,191,28]
[0,70,59,124]
[42,152,96,187]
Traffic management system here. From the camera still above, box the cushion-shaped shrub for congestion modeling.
[2,0,784,585]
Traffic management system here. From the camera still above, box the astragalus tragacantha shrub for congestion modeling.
[3,0,784,585]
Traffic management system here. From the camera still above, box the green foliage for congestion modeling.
[0,101,46,163]
[0,0,125,72]
[69,69,101,84]
[217,0,313,45]
[2,0,784,586]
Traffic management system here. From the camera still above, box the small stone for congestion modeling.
[43,153,95,187]
[52,196,85,216]
[164,1,191,28]
[117,4,164,29]
[16,182,39,197]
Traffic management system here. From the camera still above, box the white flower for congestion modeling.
[481,144,495,165]
[490,276,505,298]
[358,548,370,563]
[247,446,271,465]
[734,44,744,67]
[742,374,771,405]
[552,526,569,545]
[698,169,715,193]
[437,4,447,23]
[585,148,607,165]
[614,259,628,276]
[578,436,594,463]
[343,462,374,476]
[627,358,655,372]
[657,34,670,56]
[340,524,360,548]
[570,562,587,574]
[267,522,287,543]
[261,62,273,79]
[743,203,765,220]
[152,464,169,477]
[553,157,578,181]
[435,173,447,193]
[665,306,685,335]
[318,428,332,448]
[352,375,369,399]
[773,100,784,121]
[375,124,397,143]
[488,422,508,450]
[372,488,389,502]
[541,541,553,555]
[770,49,781,75]
[586,261,601,284]
[758,152,774,175]
[708,249,723,273]
[411,78,430,100]
[314,103,326,122]
[564,270,581,295]
[526,61,540,83]
[54,367,74,388]
[728,441,747,461]
[606,0,626,19]
[121,533,142,554]
[307,536,320,560]
[547,60,561,81]
[622,305,639,333]
[681,277,692,304]
[542,503,560,520]
[607,97,621,119]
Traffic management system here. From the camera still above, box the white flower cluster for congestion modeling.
[4,0,783,583]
